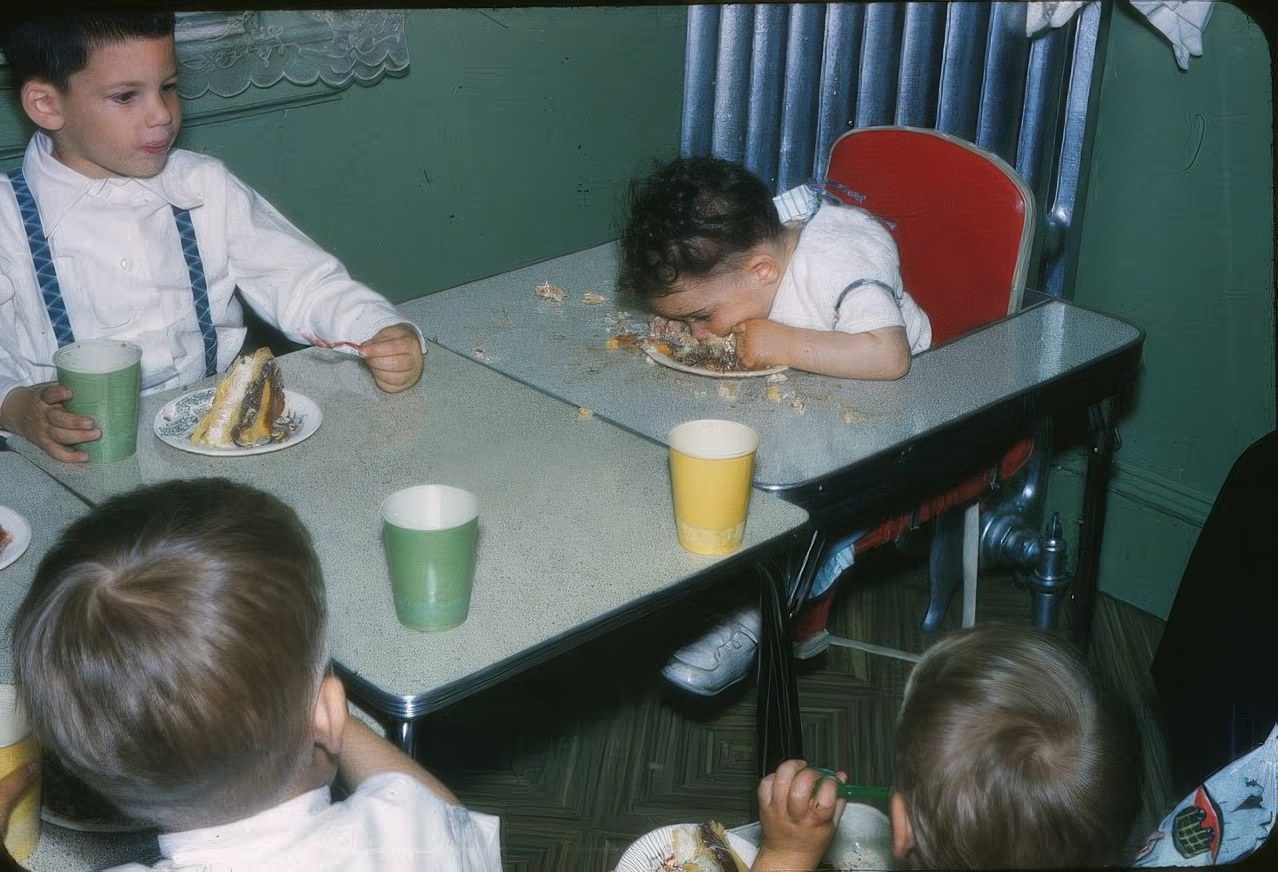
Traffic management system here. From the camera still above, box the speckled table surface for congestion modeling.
[8,344,809,722]
[401,242,1144,516]
[1,453,160,871]
[0,454,89,686]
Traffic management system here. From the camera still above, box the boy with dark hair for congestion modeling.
[0,11,425,464]
[621,155,932,697]
[619,155,931,379]
[11,478,500,870]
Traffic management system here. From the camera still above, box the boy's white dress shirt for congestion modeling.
[770,202,932,354]
[0,132,411,412]
[106,773,502,872]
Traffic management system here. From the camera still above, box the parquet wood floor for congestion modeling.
[416,548,1172,871]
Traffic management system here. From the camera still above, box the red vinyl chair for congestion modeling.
[799,126,1039,660]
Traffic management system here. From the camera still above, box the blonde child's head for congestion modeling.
[12,478,334,832]
[2,9,180,179]
[891,624,1140,869]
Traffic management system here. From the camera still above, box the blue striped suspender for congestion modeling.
[172,206,218,377]
[7,168,74,347]
[6,167,219,377]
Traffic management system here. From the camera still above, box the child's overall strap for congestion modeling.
[5,167,218,377]
[171,206,217,378]
[7,167,75,347]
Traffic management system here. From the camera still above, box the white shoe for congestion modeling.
[662,605,761,696]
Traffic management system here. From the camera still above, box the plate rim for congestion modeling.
[0,505,33,571]
[614,822,758,872]
[641,341,789,379]
[152,389,322,457]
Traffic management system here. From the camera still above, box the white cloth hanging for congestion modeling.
[1026,1,1215,71]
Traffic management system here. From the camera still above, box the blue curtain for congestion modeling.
[679,1,1106,298]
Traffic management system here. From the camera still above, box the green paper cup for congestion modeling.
[380,485,479,632]
[53,340,142,463]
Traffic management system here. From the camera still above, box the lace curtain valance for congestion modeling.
[175,10,409,99]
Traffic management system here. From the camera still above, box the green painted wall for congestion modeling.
[1,7,688,301]
[1047,2,1275,618]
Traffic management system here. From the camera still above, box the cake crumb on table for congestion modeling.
[534,281,568,302]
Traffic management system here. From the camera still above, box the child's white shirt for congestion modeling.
[0,132,415,413]
[105,772,502,872]
[769,202,932,354]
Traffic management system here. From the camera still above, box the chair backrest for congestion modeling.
[823,126,1035,346]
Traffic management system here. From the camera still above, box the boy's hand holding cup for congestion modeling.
[51,339,143,464]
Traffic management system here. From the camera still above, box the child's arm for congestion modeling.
[733,320,912,380]
[0,383,98,463]
[336,717,460,805]
[753,759,846,872]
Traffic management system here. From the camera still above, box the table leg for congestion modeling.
[334,662,424,759]
[387,717,421,760]
[1068,396,1120,648]
[756,528,824,776]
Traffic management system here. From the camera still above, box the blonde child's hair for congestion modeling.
[894,624,1140,869]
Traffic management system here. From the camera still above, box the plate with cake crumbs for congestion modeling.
[153,388,321,457]
[616,822,757,872]
[641,337,788,379]
[0,506,32,571]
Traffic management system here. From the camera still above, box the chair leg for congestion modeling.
[962,503,979,628]
[922,507,966,633]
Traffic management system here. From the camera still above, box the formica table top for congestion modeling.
[0,454,89,685]
[10,343,808,720]
[401,242,1144,511]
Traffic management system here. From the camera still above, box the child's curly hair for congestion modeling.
[618,155,782,299]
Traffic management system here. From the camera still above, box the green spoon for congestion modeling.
[807,767,892,804]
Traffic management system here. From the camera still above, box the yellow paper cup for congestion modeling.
[668,419,759,555]
[0,686,40,862]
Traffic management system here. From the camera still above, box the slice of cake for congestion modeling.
[190,348,288,448]
[661,822,749,871]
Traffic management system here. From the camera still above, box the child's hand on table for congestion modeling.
[0,383,96,463]
[360,323,424,393]
[754,758,846,872]
[731,318,792,370]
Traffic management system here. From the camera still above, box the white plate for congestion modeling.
[0,506,32,571]
[727,805,895,870]
[642,342,788,379]
[153,388,322,457]
[615,823,758,872]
